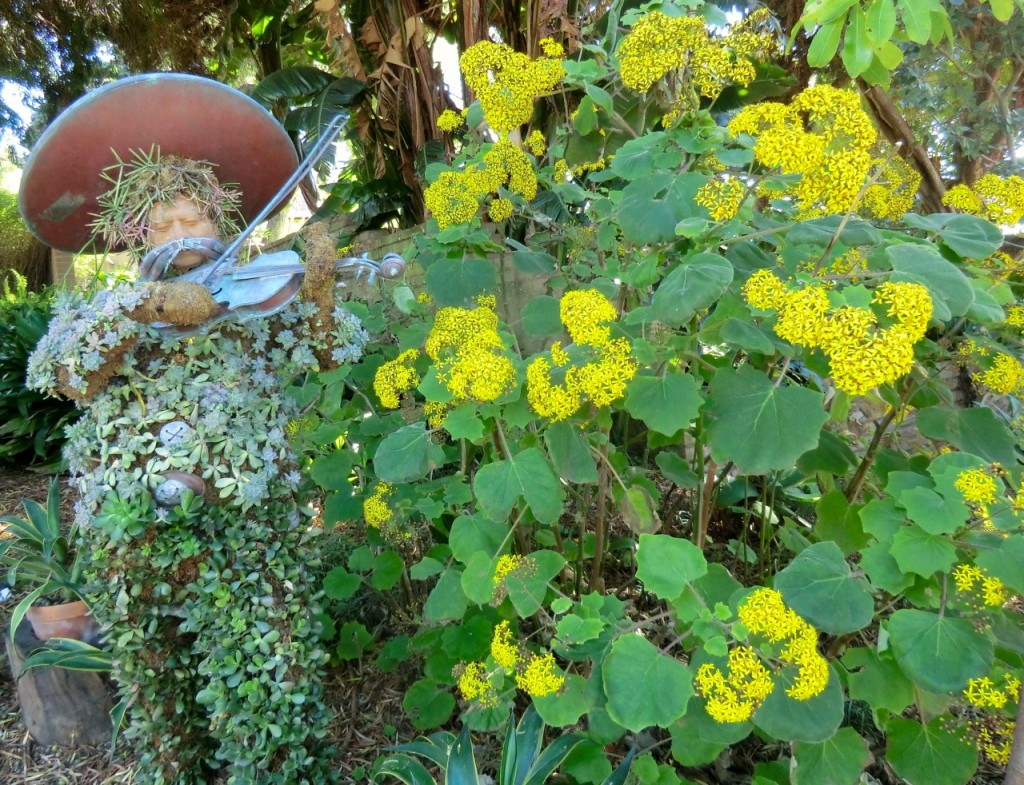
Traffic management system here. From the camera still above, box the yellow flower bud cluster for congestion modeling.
[976,352,1024,395]
[527,290,638,420]
[460,41,564,136]
[423,139,539,229]
[525,130,547,157]
[363,481,395,529]
[436,108,466,133]
[742,271,932,395]
[617,10,775,102]
[695,178,746,221]
[943,174,1024,226]
[373,349,421,409]
[953,564,1010,608]
[694,645,775,723]
[737,588,830,701]
[729,86,876,217]
[861,155,922,220]
[457,620,566,706]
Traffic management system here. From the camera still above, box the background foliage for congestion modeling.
[3,0,1024,783]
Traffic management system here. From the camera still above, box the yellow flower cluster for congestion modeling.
[963,675,1020,766]
[729,86,876,217]
[861,155,922,220]
[527,291,638,420]
[966,675,1021,710]
[374,349,421,409]
[424,171,485,229]
[743,271,932,395]
[538,37,564,57]
[738,588,829,701]
[436,109,465,133]
[491,620,519,670]
[953,564,1009,607]
[460,41,564,136]
[516,653,566,697]
[694,645,775,723]
[695,178,746,221]
[943,175,1024,226]
[423,138,539,228]
[617,10,775,104]
[363,481,394,528]
[1005,306,1024,330]
[553,160,569,182]
[425,297,516,409]
[493,554,530,584]
[976,352,1024,395]
[458,620,565,706]
[488,197,514,222]
[526,130,547,157]
[457,662,499,707]
[572,157,608,178]
[955,467,1000,506]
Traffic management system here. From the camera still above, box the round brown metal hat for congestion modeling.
[19,73,299,252]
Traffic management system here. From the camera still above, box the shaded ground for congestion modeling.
[0,468,417,784]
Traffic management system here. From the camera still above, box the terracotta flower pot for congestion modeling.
[25,600,99,642]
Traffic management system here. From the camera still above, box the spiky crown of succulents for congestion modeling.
[90,147,243,253]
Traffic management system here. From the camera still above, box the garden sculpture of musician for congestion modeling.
[22,74,401,784]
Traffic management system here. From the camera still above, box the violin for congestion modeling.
[141,237,406,337]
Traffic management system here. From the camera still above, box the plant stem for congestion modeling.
[844,380,915,503]
[590,438,611,592]
[1004,686,1024,785]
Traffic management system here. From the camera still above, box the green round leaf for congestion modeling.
[323,567,361,600]
[887,244,974,320]
[534,673,593,727]
[792,727,871,785]
[402,678,456,730]
[545,421,599,484]
[424,258,496,307]
[888,610,993,693]
[521,295,563,338]
[707,366,828,474]
[774,541,873,635]
[374,422,447,483]
[886,718,978,785]
[624,372,704,436]
[635,534,708,601]
[754,665,844,742]
[651,252,734,327]
[473,447,565,525]
[602,635,693,731]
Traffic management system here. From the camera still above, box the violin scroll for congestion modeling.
[379,253,407,279]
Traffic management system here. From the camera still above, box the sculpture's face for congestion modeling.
[148,196,220,270]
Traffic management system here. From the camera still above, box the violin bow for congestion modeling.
[191,110,350,286]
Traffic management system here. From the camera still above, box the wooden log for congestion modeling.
[5,620,114,746]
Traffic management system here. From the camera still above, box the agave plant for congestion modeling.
[0,475,86,636]
[374,704,634,785]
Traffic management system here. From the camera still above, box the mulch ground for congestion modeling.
[0,468,417,784]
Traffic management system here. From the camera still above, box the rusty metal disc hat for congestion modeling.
[19,73,299,252]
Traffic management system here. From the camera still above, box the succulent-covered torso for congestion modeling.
[27,281,365,784]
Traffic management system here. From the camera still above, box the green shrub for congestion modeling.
[0,271,79,468]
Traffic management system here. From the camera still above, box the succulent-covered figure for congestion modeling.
[21,75,370,785]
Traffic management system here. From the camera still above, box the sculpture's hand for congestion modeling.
[139,237,228,282]
[129,281,223,326]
